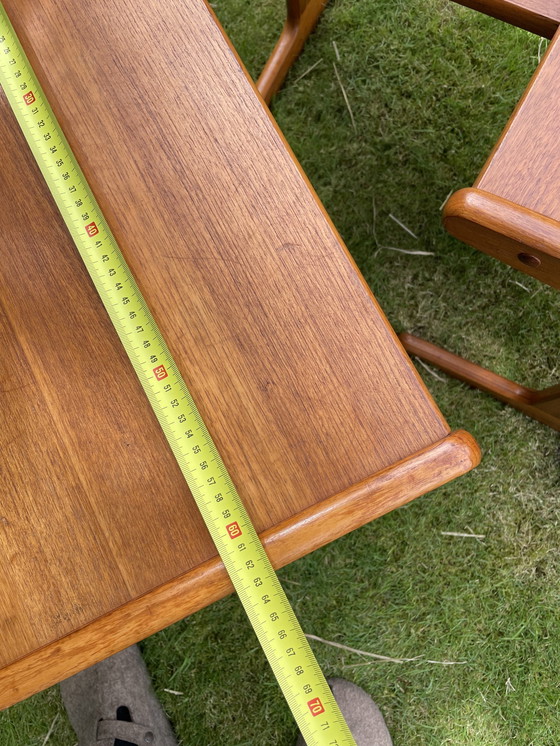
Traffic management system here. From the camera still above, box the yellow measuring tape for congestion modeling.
[0,6,357,744]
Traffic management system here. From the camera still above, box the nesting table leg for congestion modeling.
[257,0,327,103]
[400,333,560,431]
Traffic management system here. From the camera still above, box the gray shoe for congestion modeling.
[295,678,393,746]
[60,645,178,746]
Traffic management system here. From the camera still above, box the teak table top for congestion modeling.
[0,0,479,709]
[443,27,560,291]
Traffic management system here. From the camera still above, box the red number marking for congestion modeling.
[307,698,325,717]
[226,522,242,539]
[23,91,35,105]
[85,222,99,237]
[153,365,168,381]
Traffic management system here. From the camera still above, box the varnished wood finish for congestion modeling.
[400,335,560,431]
[0,430,479,709]
[444,189,560,290]
[451,0,559,37]
[475,28,560,219]
[257,0,327,103]
[406,20,560,425]
[0,0,478,707]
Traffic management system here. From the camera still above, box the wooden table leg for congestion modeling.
[400,333,560,431]
[257,0,327,103]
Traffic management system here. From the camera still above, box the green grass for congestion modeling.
[2,1,559,744]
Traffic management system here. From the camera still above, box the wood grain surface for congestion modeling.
[0,430,480,709]
[451,0,560,37]
[443,29,560,289]
[476,29,560,219]
[0,0,478,705]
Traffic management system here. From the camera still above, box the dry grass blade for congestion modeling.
[389,213,418,239]
[381,246,435,256]
[306,634,468,666]
[333,63,357,133]
[292,58,323,85]
[441,531,486,539]
[41,714,59,746]
[305,633,420,663]
[508,280,531,292]
[439,189,453,211]
[415,357,447,382]
[332,40,341,61]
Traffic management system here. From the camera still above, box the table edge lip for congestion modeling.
[0,428,480,710]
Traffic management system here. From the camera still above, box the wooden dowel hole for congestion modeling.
[517,252,541,268]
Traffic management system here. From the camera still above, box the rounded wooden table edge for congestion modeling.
[443,188,560,289]
[0,429,479,710]
[444,188,560,254]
